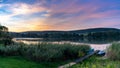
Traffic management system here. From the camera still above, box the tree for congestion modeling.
[0,25,12,45]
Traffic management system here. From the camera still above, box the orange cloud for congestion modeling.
[8,18,47,32]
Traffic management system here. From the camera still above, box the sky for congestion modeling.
[0,0,120,32]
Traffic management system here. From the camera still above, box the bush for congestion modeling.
[107,42,120,60]
[0,43,90,62]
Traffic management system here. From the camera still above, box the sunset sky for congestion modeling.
[0,0,120,32]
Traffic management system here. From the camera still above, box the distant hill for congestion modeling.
[9,28,120,38]
[69,28,120,34]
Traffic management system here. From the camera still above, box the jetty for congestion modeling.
[58,50,99,68]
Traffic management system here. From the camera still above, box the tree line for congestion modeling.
[10,30,120,43]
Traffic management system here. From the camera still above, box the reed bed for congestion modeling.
[0,43,90,62]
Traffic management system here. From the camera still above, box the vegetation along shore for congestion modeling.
[1,25,120,68]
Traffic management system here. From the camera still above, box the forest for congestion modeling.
[10,28,120,43]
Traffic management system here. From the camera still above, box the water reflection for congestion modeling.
[13,38,117,50]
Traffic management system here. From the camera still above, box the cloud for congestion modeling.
[0,3,49,31]
[10,3,48,15]
[7,18,47,32]
[41,0,120,30]
[0,3,49,20]
[1,0,120,32]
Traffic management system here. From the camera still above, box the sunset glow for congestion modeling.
[0,0,120,32]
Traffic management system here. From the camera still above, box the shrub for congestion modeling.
[0,43,90,62]
[107,42,120,60]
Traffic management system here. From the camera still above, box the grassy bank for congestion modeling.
[0,43,90,62]
[0,43,90,68]
[0,56,44,68]
[0,42,120,68]
[71,42,120,68]
[0,56,70,68]
[107,42,120,60]
[71,56,120,68]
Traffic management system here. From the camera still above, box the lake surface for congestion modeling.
[13,38,116,50]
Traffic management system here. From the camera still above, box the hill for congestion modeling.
[9,28,120,38]
[69,28,120,34]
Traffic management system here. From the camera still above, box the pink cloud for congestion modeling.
[2,0,120,32]
[31,0,120,31]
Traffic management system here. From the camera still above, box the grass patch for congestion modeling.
[70,56,120,68]
[0,56,71,68]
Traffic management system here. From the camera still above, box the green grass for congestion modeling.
[70,56,120,68]
[0,56,69,68]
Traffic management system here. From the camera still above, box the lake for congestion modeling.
[13,38,117,51]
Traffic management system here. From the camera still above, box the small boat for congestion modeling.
[96,51,106,56]
[88,49,106,56]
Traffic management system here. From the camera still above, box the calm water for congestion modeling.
[13,38,115,50]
